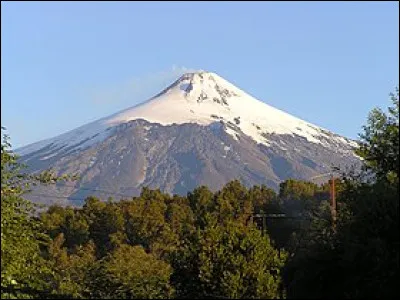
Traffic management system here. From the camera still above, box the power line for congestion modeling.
[29,193,106,203]
[51,182,136,198]
[29,192,133,202]
[26,184,137,202]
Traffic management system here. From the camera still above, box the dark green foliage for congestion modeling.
[247,184,277,213]
[187,185,215,229]
[88,244,174,299]
[1,128,76,298]
[283,88,400,299]
[356,87,399,182]
[334,178,398,298]
[171,217,287,299]
[46,234,96,298]
[84,198,125,257]
[35,181,290,299]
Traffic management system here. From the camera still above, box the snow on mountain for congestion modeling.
[17,71,357,157]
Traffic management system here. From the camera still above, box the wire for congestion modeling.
[50,182,136,198]
[26,183,137,202]
[28,192,132,202]
[28,193,117,203]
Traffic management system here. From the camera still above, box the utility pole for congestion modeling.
[309,172,337,231]
[328,175,337,231]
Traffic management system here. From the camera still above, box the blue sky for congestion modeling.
[1,1,398,149]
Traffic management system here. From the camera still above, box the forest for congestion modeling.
[1,88,398,299]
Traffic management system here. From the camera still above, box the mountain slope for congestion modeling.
[17,71,360,205]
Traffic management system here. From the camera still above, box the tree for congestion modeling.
[247,184,277,214]
[41,205,90,249]
[213,180,253,225]
[165,194,195,239]
[336,88,399,297]
[1,128,48,296]
[283,88,400,298]
[83,198,126,257]
[187,185,215,229]
[123,188,171,258]
[356,87,399,182]
[171,217,287,299]
[88,244,174,299]
[46,234,96,298]
[1,127,76,298]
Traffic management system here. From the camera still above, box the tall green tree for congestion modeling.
[283,88,400,299]
[356,87,399,182]
[171,216,287,299]
[1,128,75,297]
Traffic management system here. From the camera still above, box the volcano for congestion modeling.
[17,71,360,205]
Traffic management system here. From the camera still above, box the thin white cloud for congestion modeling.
[87,65,198,107]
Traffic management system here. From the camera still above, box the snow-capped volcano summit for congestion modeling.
[106,70,340,145]
[17,70,360,205]
[18,71,356,157]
